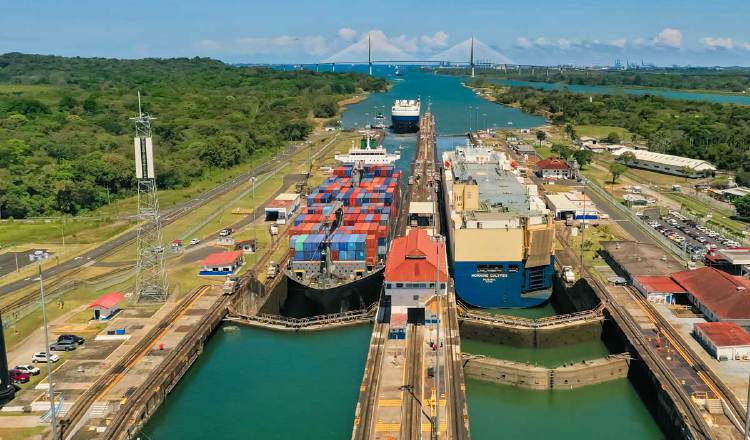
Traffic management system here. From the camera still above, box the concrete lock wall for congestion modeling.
[463,354,629,390]
[458,318,603,348]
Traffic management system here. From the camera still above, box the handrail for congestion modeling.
[226,303,377,329]
[458,303,605,329]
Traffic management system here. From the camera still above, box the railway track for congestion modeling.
[401,324,424,439]
[355,322,388,440]
[61,285,211,439]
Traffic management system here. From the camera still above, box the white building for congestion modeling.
[611,148,716,178]
[694,322,750,361]
[264,193,300,224]
[545,192,600,221]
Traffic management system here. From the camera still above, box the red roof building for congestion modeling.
[633,275,686,304]
[199,250,245,276]
[671,267,750,325]
[88,292,124,320]
[694,322,750,361]
[385,229,448,311]
[385,229,447,283]
[535,158,576,180]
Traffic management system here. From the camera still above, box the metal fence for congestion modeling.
[586,180,690,262]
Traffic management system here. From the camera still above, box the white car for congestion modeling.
[31,352,60,363]
[189,238,200,246]
[15,364,40,375]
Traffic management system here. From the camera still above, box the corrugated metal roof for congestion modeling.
[89,292,124,309]
[611,148,716,171]
[201,250,243,266]
[385,229,447,282]
[695,322,750,347]
[672,267,750,320]
[635,276,686,293]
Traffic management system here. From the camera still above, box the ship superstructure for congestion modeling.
[335,133,400,165]
[391,99,420,134]
[441,142,555,308]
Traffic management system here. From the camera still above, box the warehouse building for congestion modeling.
[264,193,300,224]
[535,158,576,180]
[632,275,686,304]
[611,148,716,178]
[671,267,750,326]
[199,250,245,276]
[544,191,600,221]
[693,322,750,361]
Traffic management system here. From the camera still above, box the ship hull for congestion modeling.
[391,115,420,134]
[283,268,383,317]
[451,257,554,308]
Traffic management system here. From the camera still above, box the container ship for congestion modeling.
[285,148,402,315]
[335,133,400,165]
[441,142,555,308]
[391,99,420,134]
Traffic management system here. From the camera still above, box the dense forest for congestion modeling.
[455,68,750,93]
[0,53,387,219]
[489,85,750,182]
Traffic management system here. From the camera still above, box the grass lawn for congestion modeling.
[574,125,631,140]
[0,427,46,440]
[0,220,131,247]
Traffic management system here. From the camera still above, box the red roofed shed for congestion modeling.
[671,267,750,325]
[385,229,447,310]
[88,291,124,320]
[199,250,245,276]
[694,322,750,361]
[535,158,576,180]
[633,275,686,304]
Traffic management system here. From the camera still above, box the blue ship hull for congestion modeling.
[452,256,555,308]
[391,115,420,134]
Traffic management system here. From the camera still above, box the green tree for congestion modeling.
[58,95,78,111]
[313,100,337,118]
[564,124,578,140]
[605,131,621,143]
[551,143,574,160]
[82,95,98,113]
[535,130,547,146]
[679,165,694,181]
[609,163,627,183]
[619,151,637,164]
[573,149,593,168]
[734,194,750,218]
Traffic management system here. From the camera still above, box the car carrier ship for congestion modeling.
[441,141,555,308]
[284,140,403,316]
[391,99,420,134]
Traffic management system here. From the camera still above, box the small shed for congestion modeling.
[234,239,257,253]
[633,276,686,304]
[265,193,300,224]
[199,250,244,276]
[170,239,183,251]
[694,322,750,361]
[89,292,124,320]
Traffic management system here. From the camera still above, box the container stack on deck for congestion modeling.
[288,165,402,268]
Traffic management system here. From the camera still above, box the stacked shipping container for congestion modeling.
[288,164,402,267]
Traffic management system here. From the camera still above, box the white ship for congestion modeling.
[391,99,420,133]
[335,133,400,165]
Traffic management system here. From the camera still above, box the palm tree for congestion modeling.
[536,130,547,146]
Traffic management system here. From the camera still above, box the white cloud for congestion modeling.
[534,37,547,46]
[420,31,449,49]
[390,33,418,53]
[557,38,572,50]
[195,35,329,56]
[608,39,627,48]
[654,28,682,48]
[516,37,532,49]
[700,37,734,50]
[741,42,750,51]
[338,28,357,42]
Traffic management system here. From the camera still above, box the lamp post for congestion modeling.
[399,384,437,440]
[39,265,57,438]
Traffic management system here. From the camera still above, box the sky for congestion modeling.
[3,0,750,66]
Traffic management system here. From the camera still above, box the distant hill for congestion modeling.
[0,53,386,218]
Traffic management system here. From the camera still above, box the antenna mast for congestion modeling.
[368,33,373,76]
[470,36,475,78]
[131,92,168,303]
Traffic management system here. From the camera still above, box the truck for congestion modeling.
[266,261,279,279]
[562,266,575,283]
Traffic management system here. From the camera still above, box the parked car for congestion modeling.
[608,276,628,286]
[189,238,200,246]
[9,370,30,384]
[14,364,40,375]
[50,341,76,351]
[57,334,85,345]
[31,352,59,363]
[219,228,233,237]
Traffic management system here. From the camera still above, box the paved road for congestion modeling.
[0,147,301,297]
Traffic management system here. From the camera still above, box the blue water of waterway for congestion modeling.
[494,78,750,105]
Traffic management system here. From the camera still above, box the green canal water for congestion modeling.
[491,78,750,105]
[143,65,663,439]
[141,325,372,439]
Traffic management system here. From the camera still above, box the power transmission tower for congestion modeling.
[131,92,168,303]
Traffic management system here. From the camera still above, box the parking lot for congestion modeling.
[641,210,741,262]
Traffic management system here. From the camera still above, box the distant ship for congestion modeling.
[442,141,555,308]
[335,132,400,165]
[391,99,420,134]
[394,65,401,76]
[373,111,386,130]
